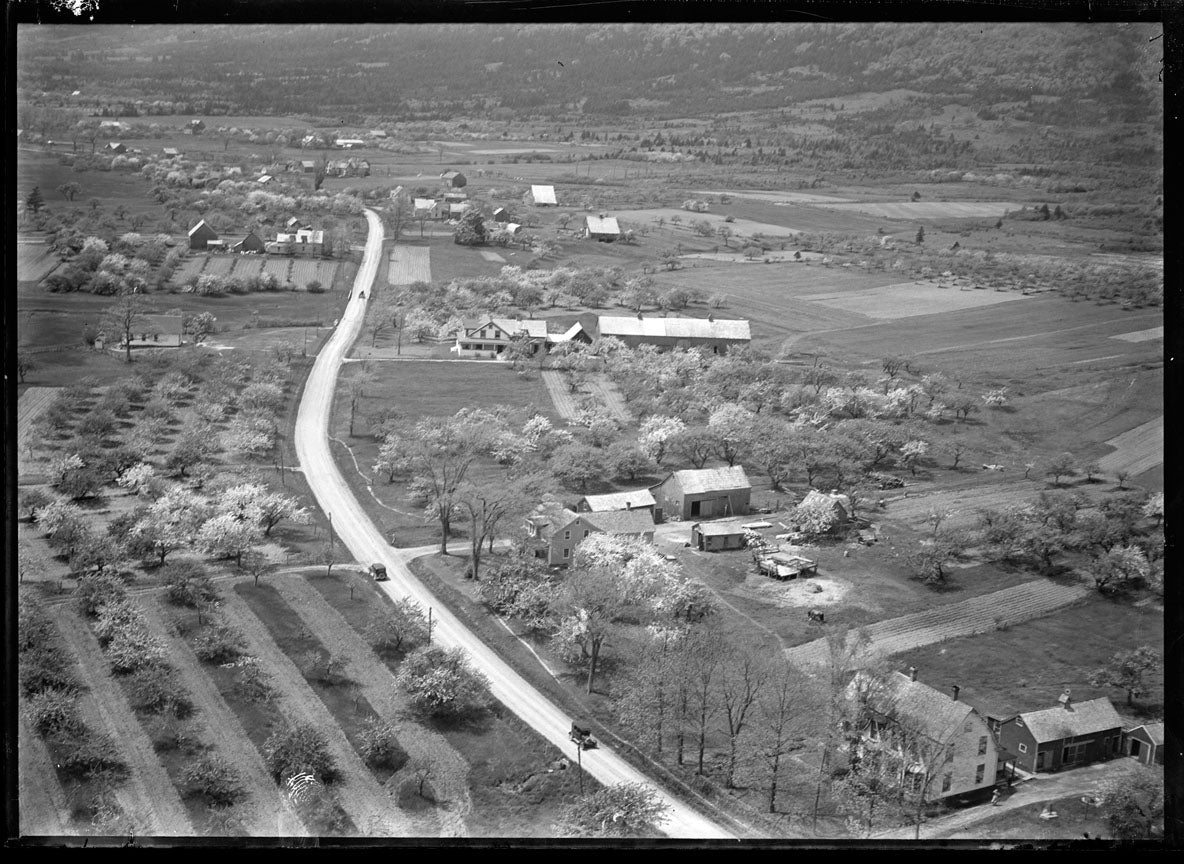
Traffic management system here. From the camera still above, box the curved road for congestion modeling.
[293,209,737,840]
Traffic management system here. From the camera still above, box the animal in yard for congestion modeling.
[807,608,825,624]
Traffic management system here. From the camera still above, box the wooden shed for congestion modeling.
[691,521,748,552]
[1124,722,1164,766]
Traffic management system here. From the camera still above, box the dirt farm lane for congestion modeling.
[293,210,737,840]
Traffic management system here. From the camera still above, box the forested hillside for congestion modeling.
[18,22,1162,125]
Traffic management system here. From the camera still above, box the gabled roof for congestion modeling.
[257,174,273,183]
[857,671,979,744]
[414,198,438,211]
[1129,722,1165,745]
[584,508,655,536]
[441,170,463,179]
[663,466,751,495]
[301,159,317,168]
[693,520,750,537]
[801,489,851,511]
[581,489,656,512]
[188,219,217,238]
[548,321,593,344]
[526,502,582,540]
[597,316,751,342]
[586,215,620,234]
[530,185,557,205]
[162,147,180,156]
[137,313,184,336]
[449,202,470,214]
[1016,698,1124,744]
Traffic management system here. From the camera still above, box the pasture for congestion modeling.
[387,245,432,285]
[897,594,1165,721]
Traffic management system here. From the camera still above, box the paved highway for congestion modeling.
[293,208,737,840]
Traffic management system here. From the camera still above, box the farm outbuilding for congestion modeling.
[997,692,1123,774]
[492,207,510,223]
[188,219,219,250]
[595,315,751,354]
[231,231,266,253]
[1124,723,1164,766]
[187,119,206,133]
[413,198,442,220]
[578,489,656,515]
[104,141,127,154]
[441,170,467,189]
[651,466,751,523]
[300,160,317,173]
[161,147,182,158]
[754,551,817,579]
[525,185,557,206]
[585,214,621,241]
[846,668,1004,802]
[798,489,851,525]
[691,520,748,551]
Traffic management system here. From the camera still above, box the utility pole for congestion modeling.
[427,607,433,644]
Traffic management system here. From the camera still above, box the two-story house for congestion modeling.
[844,668,1002,804]
[524,502,655,566]
[454,318,549,359]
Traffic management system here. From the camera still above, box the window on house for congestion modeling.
[534,550,546,559]
[1015,718,1024,727]
[562,548,570,559]
[563,530,571,540]
[975,764,985,784]
[583,530,589,538]
[1063,742,1090,764]
[1018,743,1028,754]
[941,773,952,793]
[907,771,923,794]
[978,736,989,756]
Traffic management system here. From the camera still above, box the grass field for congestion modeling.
[896,594,1165,721]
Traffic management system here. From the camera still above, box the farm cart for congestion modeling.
[756,552,817,580]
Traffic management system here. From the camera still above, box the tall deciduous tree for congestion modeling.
[718,638,770,788]
[102,294,152,363]
[754,656,817,813]
[1089,645,1160,707]
[454,472,548,581]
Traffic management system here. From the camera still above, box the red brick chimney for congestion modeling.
[908,666,917,682]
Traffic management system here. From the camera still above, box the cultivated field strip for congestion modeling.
[17,711,70,836]
[263,258,293,283]
[1097,415,1163,476]
[218,589,415,836]
[786,579,1089,668]
[17,386,62,466]
[173,256,208,284]
[52,605,195,836]
[139,596,309,838]
[812,201,1020,220]
[388,246,431,285]
[479,250,506,263]
[270,575,473,837]
[541,371,581,420]
[231,257,265,281]
[882,479,1045,529]
[203,255,235,276]
[16,244,61,283]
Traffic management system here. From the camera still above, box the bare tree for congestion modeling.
[101,294,151,363]
[718,638,770,788]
